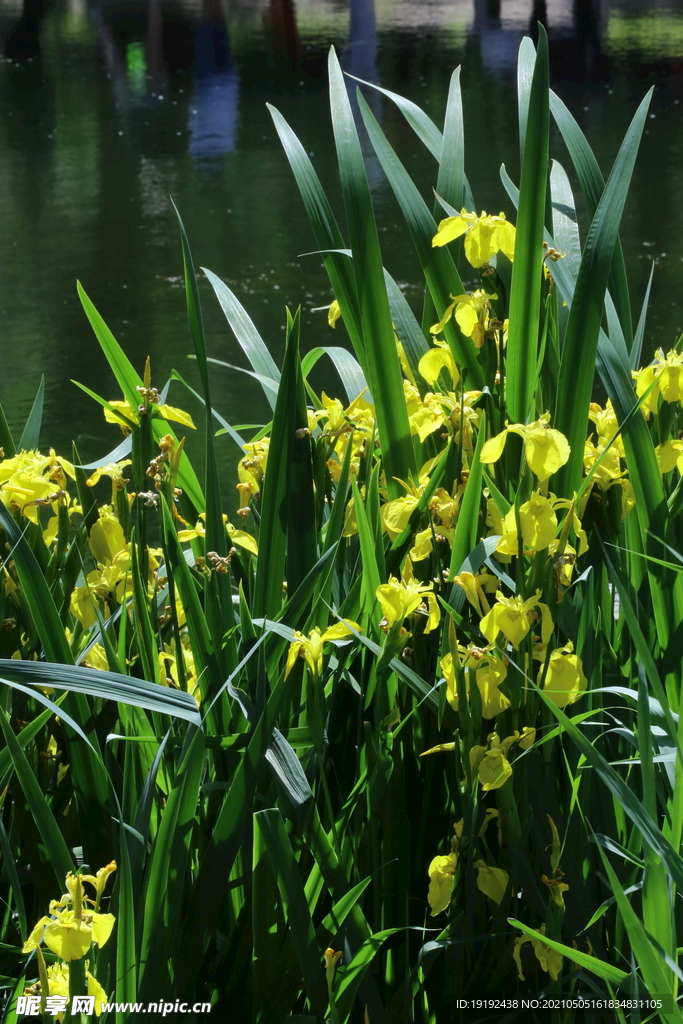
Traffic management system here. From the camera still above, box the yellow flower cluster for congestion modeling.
[634,348,683,416]
[432,209,516,268]
[23,864,116,962]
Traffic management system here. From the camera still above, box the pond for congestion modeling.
[1,0,681,477]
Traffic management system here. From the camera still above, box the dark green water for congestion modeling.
[1,0,682,474]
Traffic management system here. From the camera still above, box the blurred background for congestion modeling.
[0,0,681,469]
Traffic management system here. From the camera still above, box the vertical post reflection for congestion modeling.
[262,0,300,64]
[188,0,239,160]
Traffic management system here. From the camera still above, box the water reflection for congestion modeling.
[4,0,46,60]
[1,0,683,459]
[342,0,377,85]
[262,0,299,64]
[188,0,239,159]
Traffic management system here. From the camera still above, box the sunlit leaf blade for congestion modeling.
[508,918,629,985]
[0,711,73,887]
[202,267,279,411]
[383,270,429,390]
[252,308,302,620]
[595,333,683,674]
[631,260,654,370]
[436,67,465,211]
[555,89,651,494]
[284,308,317,600]
[173,205,226,561]
[140,728,205,998]
[328,48,416,496]
[356,89,483,387]
[516,36,536,167]
[18,376,44,452]
[267,103,364,357]
[0,660,201,725]
[344,73,442,160]
[505,27,549,424]
[550,90,633,346]
[300,346,369,406]
[549,160,581,283]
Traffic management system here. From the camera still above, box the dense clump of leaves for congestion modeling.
[2,29,683,1024]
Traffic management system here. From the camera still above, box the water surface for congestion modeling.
[1,0,681,475]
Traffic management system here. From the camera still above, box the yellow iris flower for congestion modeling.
[86,460,131,489]
[634,348,683,416]
[23,870,116,962]
[479,413,570,483]
[0,449,74,523]
[477,750,512,791]
[328,299,342,328]
[432,209,516,268]
[427,853,457,915]
[474,860,509,904]
[418,340,460,388]
[285,621,360,679]
[313,391,375,456]
[441,648,510,720]
[376,573,440,634]
[177,512,258,556]
[452,570,497,616]
[32,961,108,1021]
[480,590,553,649]
[540,642,587,707]
[89,506,128,564]
[514,924,563,981]
[655,439,683,475]
[430,289,498,348]
[496,491,587,557]
[237,437,270,505]
[104,397,195,433]
[496,491,558,554]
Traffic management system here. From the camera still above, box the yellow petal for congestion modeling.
[427,853,457,915]
[90,912,116,948]
[328,299,342,328]
[89,512,128,565]
[43,918,92,961]
[381,495,419,539]
[541,650,587,707]
[285,640,304,679]
[409,527,433,562]
[157,404,196,429]
[524,426,570,481]
[655,440,683,474]
[429,298,458,335]
[424,592,441,634]
[420,742,456,757]
[418,347,459,388]
[495,219,516,261]
[87,969,109,1016]
[22,916,51,953]
[474,860,509,904]
[479,429,510,465]
[432,214,471,248]
[518,726,536,750]
[320,620,361,642]
[469,744,488,775]
[478,751,512,791]
[70,586,99,629]
[43,516,59,547]
[476,660,510,720]
[227,527,258,556]
[464,220,498,268]
[409,403,446,443]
